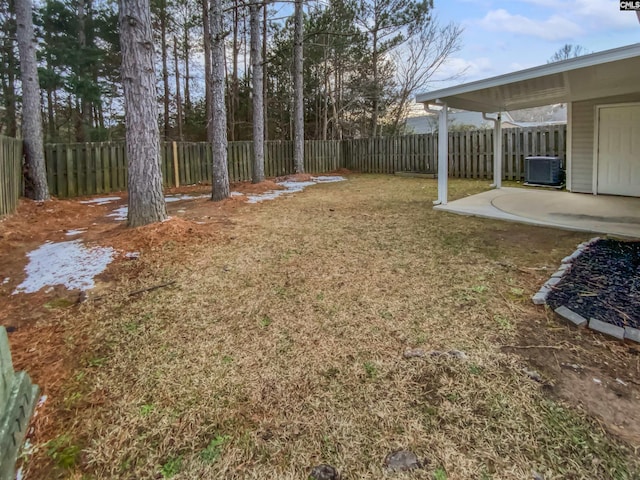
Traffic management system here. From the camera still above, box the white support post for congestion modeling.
[437,103,448,205]
[483,112,503,189]
[494,112,502,188]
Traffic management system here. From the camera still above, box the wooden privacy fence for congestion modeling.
[341,126,565,178]
[44,140,343,198]
[448,125,566,180]
[41,125,566,198]
[342,134,437,174]
[0,135,23,216]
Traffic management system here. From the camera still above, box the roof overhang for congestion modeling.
[415,43,640,112]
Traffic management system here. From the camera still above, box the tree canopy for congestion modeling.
[1,0,462,142]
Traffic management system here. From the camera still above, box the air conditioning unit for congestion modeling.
[524,156,563,186]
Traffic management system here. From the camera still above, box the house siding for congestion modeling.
[570,93,640,193]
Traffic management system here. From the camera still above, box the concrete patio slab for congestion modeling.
[434,187,640,238]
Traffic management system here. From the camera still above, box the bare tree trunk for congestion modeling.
[336,69,343,140]
[78,0,86,140]
[119,0,167,227]
[370,31,379,137]
[15,0,50,201]
[46,88,55,139]
[322,48,328,140]
[78,0,93,141]
[202,0,213,142]
[210,0,229,201]
[230,0,239,141]
[2,43,18,137]
[249,2,264,183]
[173,36,184,141]
[262,2,268,141]
[183,21,191,119]
[98,102,105,129]
[330,83,341,140]
[223,46,230,137]
[243,13,248,82]
[160,0,170,139]
[292,0,304,173]
[2,1,18,138]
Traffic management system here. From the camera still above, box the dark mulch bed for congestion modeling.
[547,239,640,329]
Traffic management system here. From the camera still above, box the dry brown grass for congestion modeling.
[16,176,639,479]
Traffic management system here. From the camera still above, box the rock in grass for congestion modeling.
[309,464,340,480]
[447,349,468,360]
[403,348,426,358]
[422,350,468,360]
[523,368,543,383]
[384,450,422,472]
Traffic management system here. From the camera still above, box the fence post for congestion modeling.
[172,141,180,188]
[0,327,39,479]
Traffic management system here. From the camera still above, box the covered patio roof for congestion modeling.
[414,43,640,206]
[415,43,640,112]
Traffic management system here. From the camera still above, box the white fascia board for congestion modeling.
[415,43,640,106]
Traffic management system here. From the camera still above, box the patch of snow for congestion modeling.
[279,180,316,191]
[592,377,602,385]
[230,191,244,197]
[108,194,209,221]
[13,240,115,294]
[79,196,121,205]
[246,176,345,203]
[165,194,209,203]
[311,175,346,183]
[2,277,9,284]
[65,228,86,236]
[125,252,140,260]
[165,194,196,203]
[246,191,285,204]
[108,206,128,221]
[16,466,24,480]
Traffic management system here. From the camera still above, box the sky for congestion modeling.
[428,0,639,88]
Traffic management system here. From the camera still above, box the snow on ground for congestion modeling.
[247,176,345,204]
[13,240,115,294]
[311,176,346,183]
[106,194,208,221]
[65,228,87,236]
[104,177,346,218]
[165,194,209,203]
[79,196,121,205]
[107,206,128,222]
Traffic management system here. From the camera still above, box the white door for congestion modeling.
[597,104,640,196]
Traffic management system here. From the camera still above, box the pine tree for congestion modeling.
[119,0,167,226]
[250,1,264,183]
[209,0,229,200]
[292,0,304,173]
[15,0,50,201]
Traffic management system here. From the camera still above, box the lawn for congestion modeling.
[7,175,639,479]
